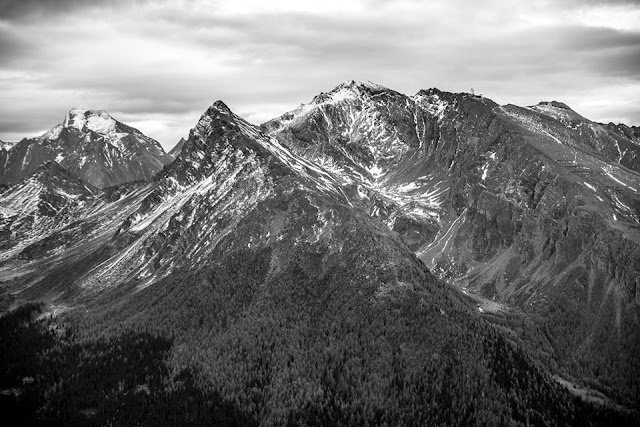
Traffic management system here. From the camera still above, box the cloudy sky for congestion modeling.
[0,0,639,151]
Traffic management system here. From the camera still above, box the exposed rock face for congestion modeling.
[0,109,173,188]
[420,97,640,308]
[1,101,441,309]
[526,102,640,173]
[263,82,640,406]
[0,140,16,151]
[263,82,640,313]
[168,137,186,159]
[263,81,446,253]
[0,161,99,256]
[1,84,639,410]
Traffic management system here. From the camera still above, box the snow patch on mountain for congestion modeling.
[415,91,449,121]
[603,165,638,193]
[0,108,174,188]
[0,140,16,151]
[0,176,43,217]
[63,109,116,134]
[530,101,587,128]
[583,182,597,192]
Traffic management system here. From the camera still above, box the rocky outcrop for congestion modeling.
[0,161,99,253]
[168,137,186,159]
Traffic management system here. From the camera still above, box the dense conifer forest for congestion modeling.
[2,250,638,426]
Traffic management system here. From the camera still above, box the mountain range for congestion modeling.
[0,81,638,425]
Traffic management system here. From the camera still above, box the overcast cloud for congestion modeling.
[0,0,639,150]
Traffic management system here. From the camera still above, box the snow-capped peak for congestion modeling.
[535,101,574,112]
[413,88,452,121]
[529,101,588,126]
[63,108,117,134]
[0,140,16,151]
[308,80,394,106]
[37,108,122,147]
[337,80,389,92]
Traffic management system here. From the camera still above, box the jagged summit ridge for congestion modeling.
[0,107,173,188]
[62,100,356,290]
[0,140,16,151]
[187,99,261,149]
[41,108,120,142]
[63,108,117,134]
[163,100,349,204]
[210,99,232,113]
[168,137,186,159]
[415,87,448,97]
[535,100,574,111]
[311,80,400,105]
[335,79,392,93]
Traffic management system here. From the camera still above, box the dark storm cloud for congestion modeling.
[588,46,640,80]
[0,0,113,19]
[0,25,29,60]
[556,26,640,80]
[561,26,640,50]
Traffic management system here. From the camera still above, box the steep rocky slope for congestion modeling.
[168,137,186,158]
[0,140,16,151]
[0,141,16,190]
[527,101,640,172]
[264,82,640,308]
[0,161,98,257]
[263,80,446,252]
[1,85,639,417]
[1,101,434,304]
[265,81,640,408]
[2,99,634,425]
[0,109,173,188]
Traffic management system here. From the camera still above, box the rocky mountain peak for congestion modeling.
[414,87,481,104]
[164,100,273,188]
[39,108,121,142]
[168,137,186,159]
[310,80,397,105]
[1,108,172,189]
[0,140,16,151]
[191,100,246,142]
[336,79,390,92]
[413,88,457,119]
[528,100,590,128]
[334,79,400,98]
[414,87,465,105]
[415,87,446,97]
[210,100,232,114]
[536,100,574,111]
[62,108,118,135]
[606,123,640,143]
